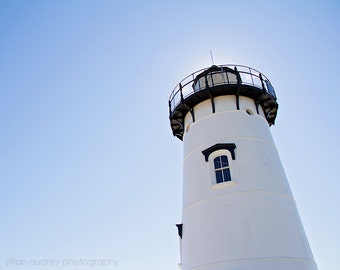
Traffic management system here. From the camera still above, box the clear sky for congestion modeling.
[0,1,339,269]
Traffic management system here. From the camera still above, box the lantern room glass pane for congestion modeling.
[252,75,262,88]
[212,72,227,86]
[206,74,213,87]
[240,73,252,84]
[227,72,237,84]
[193,76,206,91]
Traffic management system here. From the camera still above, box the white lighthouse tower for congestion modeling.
[169,65,317,270]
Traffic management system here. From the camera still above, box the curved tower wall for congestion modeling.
[181,96,316,270]
[169,65,317,270]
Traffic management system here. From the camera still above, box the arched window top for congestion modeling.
[201,143,236,162]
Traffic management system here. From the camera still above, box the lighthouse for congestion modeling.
[169,65,317,270]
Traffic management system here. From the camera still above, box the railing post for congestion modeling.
[168,100,172,117]
[234,66,240,110]
[259,73,266,92]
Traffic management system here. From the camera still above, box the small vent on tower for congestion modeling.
[246,108,254,115]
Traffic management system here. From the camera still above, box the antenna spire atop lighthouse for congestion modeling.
[209,49,215,65]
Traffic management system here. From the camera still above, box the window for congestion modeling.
[201,143,236,185]
[213,155,231,183]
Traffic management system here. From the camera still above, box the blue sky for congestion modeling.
[0,1,339,269]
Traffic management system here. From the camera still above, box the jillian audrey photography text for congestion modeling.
[5,257,119,268]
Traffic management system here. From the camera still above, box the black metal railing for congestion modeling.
[169,64,276,115]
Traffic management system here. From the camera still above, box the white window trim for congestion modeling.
[208,149,236,188]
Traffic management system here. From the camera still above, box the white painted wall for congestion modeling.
[180,96,317,270]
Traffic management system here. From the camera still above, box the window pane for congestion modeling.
[194,77,206,91]
[240,72,252,84]
[221,155,228,167]
[215,170,223,183]
[223,168,231,182]
[252,75,262,88]
[265,80,276,97]
[214,157,221,169]
[227,72,237,84]
[212,72,227,86]
[206,74,213,87]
